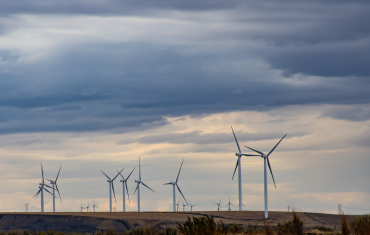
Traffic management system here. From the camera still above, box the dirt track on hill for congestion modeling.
[0,211,357,233]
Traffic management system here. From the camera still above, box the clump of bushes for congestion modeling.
[176,215,261,235]
[275,210,304,235]
[311,225,333,232]
[348,214,370,235]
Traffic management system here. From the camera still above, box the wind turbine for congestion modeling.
[133,157,154,212]
[244,133,287,219]
[214,198,222,211]
[80,202,85,212]
[236,204,247,210]
[33,163,53,212]
[93,199,98,212]
[226,196,234,211]
[101,168,124,212]
[189,202,196,212]
[231,127,258,211]
[175,199,180,212]
[182,200,187,211]
[86,201,90,212]
[118,168,136,212]
[46,165,62,213]
[164,159,188,212]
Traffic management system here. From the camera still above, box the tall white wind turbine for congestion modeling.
[226,196,234,211]
[175,199,180,212]
[93,199,98,212]
[118,167,135,212]
[189,202,196,212]
[46,165,62,213]
[231,127,258,211]
[80,202,85,212]
[244,133,287,219]
[164,159,188,212]
[134,157,154,212]
[214,198,222,211]
[33,163,53,212]
[101,168,124,212]
[86,201,90,212]
[182,200,187,211]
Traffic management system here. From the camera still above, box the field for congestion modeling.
[0,211,357,233]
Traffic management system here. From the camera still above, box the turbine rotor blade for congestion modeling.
[33,188,42,198]
[41,163,44,184]
[267,133,287,157]
[133,184,139,195]
[176,184,187,204]
[139,157,141,181]
[44,184,52,189]
[55,183,62,203]
[231,126,241,153]
[164,182,172,185]
[176,159,184,183]
[141,181,154,192]
[125,182,130,203]
[244,146,264,155]
[100,170,111,180]
[117,170,125,179]
[126,167,136,181]
[112,182,117,203]
[267,157,276,188]
[241,154,259,157]
[55,165,61,182]
[232,158,239,180]
[44,187,53,195]
[113,168,124,181]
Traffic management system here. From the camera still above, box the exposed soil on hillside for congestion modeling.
[0,211,357,233]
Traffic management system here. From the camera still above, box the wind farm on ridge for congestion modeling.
[29,127,287,218]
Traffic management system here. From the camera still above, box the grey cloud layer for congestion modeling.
[0,0,369,134]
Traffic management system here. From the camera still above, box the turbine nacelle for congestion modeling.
[135,180,141,183]
[261,154,267,158]
[235,153,242,157]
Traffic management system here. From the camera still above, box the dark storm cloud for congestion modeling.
[0,0,370,134]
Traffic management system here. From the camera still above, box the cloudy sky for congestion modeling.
[0,0,369,214]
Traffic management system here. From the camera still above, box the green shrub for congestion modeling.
[226,224,243,234]
[275,210,304,235]
[311,225,333,232]
[341,213,350,235]
[349,214,370,235]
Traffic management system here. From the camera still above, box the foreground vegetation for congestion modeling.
[0,212,369,235]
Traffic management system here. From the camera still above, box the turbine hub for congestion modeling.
[262,154,267,158]
[135,180,140,183]
[235,153,241,157]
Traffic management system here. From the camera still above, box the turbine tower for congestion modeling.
[164,159,188,212]
[93,199,98,212]
[182,200,187,211]
[175,199,180,212]
[46,165,62,213]
[231,127,258,211]
[245,133,287,219]
[118,168,135,212]
[80,202,85,212]
[134,157,154,212]
[33,163,53,212]
[189,202,196,212]
[101,168,124,212]
[214,198,222,211]
[226,196,234,211]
